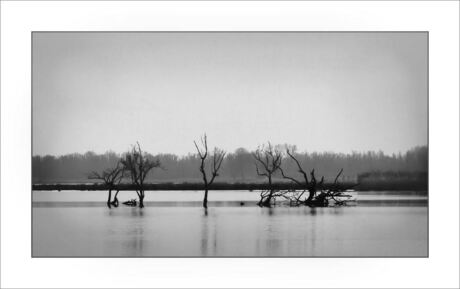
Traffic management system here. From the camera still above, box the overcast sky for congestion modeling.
[33,32,427,156]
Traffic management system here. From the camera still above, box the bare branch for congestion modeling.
[88,171,103,180]
[193,134,225,207]
[120,143,161,207]
[194,140,205,159]
[255,164,268,177]
[252,142,284,207]
[286,148,309,184]
[209,147,226,185]
[333,168,344,185]
[279,167,302,185]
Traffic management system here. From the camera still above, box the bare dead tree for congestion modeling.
[194,134,226,208]
[281,148,355,207]
[280,148,324,204]
[120,142,161,208]
[88,161,125,208]
[252,143,283,207]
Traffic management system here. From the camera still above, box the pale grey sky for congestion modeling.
[33,32,427,156]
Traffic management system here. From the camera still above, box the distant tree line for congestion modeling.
[32,145,428,184]
[33,138,427,209]
[356,170,428,191]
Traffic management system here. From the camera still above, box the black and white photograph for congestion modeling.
[32,32,428,257]
[2,1,460,288]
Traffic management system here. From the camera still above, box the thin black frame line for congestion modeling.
[31,31,429,259]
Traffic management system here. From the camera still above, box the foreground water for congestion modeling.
[32,190,427,257]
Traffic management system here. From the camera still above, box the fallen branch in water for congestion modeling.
[275,148,358,207]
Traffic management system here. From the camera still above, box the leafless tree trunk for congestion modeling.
[88,161,125,208]
[121,142,161,208]
[280,148,324,203]
[194,134,226,208]
[252,143,283,207]
[112,190,120,207]
[281,148,352,207]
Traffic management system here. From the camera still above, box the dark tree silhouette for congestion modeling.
[88,161,125,208]
[121,143,161,208]
[194,134,226,208]
[252,143,283,207]
[280,148,323,204]
[280,148,353,207]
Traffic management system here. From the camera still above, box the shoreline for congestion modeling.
[32,181,428,192]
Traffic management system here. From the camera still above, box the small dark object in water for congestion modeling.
[240,202,245,206]
[334,200,347,206]
[122,199,137,206]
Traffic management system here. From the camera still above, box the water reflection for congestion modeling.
[130,208,144,217]
[308,207,318,254]
[200,208,217,256]
[128,208,145,255]
[331,207,345,215]
[201,209,209,255]
[104,207,147,256]
[124,226,145,254]
[268,207,274,216]
[33,205,428,257]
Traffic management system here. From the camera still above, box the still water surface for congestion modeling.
[32,190,427,257]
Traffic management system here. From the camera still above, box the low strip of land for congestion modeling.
[32,180,428,192]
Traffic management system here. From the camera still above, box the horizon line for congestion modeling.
[32,144,428,158]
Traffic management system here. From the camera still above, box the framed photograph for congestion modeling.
[1,1,459,288]
[31,31,429,258]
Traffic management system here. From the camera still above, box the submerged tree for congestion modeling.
[280,147,353,207]
[88,161,125,208]
[121,143,161,208]
[253,143,283,207]
[194,134,226,208]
